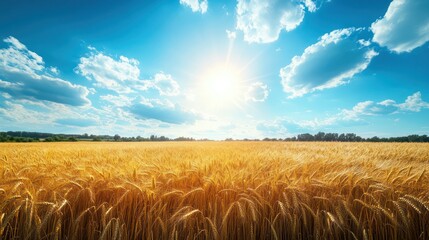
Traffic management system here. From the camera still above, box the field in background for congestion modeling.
[1,142,428,239]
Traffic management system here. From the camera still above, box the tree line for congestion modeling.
[262,132,429,142]
[1,131,429,143]
[0,132,197,142]
[228,132,429,142]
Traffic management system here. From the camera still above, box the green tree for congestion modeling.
[114,134,121,141]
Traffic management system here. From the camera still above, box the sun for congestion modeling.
[207,68,240,97]
[200,65,244,108]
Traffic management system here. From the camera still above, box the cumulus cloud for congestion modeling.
[341,101,397,120]
[245,82,269,102]
[399,92,429,111]
[296,92,429,127]
[0,101,48,124]
[0,74,90,107]
[48,67,59,75]
[257,114,366,136]
[302,0,317,12]
[371,0,429,53]
[236,0,320,43]
[256,116,344,136]
[74,48,191,126]
[0,36,90,106]
[76,52,140,93]
[137,73,180,96]
[0,99,98,126]
[100,94,134,107]
[130,99,198,124]
[258,92,429,134]
[1,36,44,74]
[76,50,181,97]
[341,92,429,119]
[280,28,378,98]
[292,92,429,129]
[180,0,208,14]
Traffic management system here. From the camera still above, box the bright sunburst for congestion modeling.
[200,65,244,108]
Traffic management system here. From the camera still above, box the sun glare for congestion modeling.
[201,66,244,107]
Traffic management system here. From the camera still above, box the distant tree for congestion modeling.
[263,138,279,141]
[324,133,338,141]
[175,137,195,141]
[345,133,356,142]
[0,132,7,142]
[420,135,429,142]
[408,135,420,142]
[368,136,380,142]
[92,136,101,141]
[314,132,325,141]
[113,134,121,141]
[297,133,314,141]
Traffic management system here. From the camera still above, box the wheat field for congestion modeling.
[0,142,428,239]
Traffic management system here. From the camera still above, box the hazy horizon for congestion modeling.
[1,0,428,139]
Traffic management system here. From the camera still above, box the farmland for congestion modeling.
[1,142,429,239]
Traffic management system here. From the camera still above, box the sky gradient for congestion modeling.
[0,0,428,139]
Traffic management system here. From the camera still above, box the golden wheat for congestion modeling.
[0,141,428,239]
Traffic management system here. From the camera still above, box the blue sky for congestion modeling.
[0,0,428,139]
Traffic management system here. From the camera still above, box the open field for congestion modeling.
[1,142,429,239]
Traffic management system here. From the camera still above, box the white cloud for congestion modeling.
[0,99,98,127]
[48,66,59,75]
[302,0,317,12]
[398,92,429,112]
[371,0,429,53]
[236,0,320,43]
[226,30,237,40]
[130,99,198,124]
[341,101,396,120]
[258,92,429,134]
[76,49,181,97]
[0,101,48,124]
[1,92,12,99]
[1,36,44,75]
[342,92,429,120]
[100,94,134,107]
[73,48,189,126]
[180,0,208,14]
[246,82,269,102]
[298,117,339,129]
[4,36,27,50]
[133,72,181,96]
[258,116,340,135]
[0,36,90,106]
[280,28,378,98]
[150,73,180,96]
[256,115,348,136]
[76,52,140,93]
